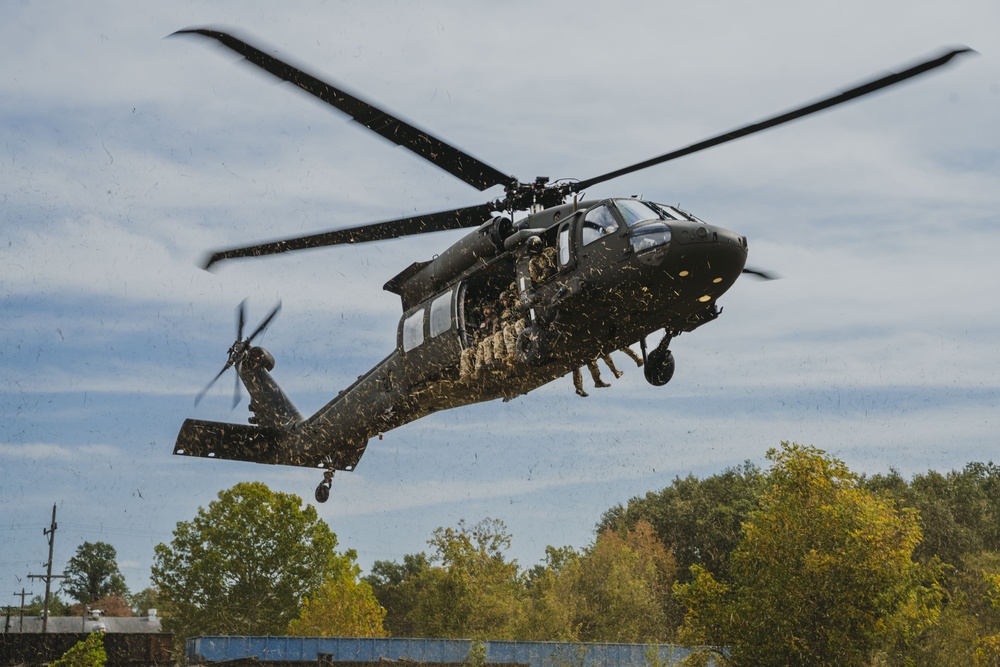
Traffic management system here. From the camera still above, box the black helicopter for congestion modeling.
[172,28,971,502]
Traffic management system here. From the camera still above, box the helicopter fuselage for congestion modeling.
[176,198,747,472]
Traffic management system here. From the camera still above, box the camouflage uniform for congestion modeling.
[600,353,624,379]
[529,246,558,283]
[497,291,525,363]
[475,305,500,371]
[620,346,644,367]
[573,358,612,397]
[460,346,476,378]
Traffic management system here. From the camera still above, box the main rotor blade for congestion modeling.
[174,28,514,192]
[574,46,974,192]
[743,267,779,280]
[203,202,498,269]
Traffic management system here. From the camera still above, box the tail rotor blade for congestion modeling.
[247,301,282,344]
[232,370,242,410]
[195,363,230,406]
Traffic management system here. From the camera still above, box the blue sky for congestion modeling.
[2,1,998,598]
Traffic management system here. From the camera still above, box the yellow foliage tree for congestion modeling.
[675,442,941,667]
[288,563,388,637]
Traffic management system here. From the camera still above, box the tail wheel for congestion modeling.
[315,483,331,504]
[315,469,334,504]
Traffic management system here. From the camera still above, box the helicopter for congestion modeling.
[172,28,972,503]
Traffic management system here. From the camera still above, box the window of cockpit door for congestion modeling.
[581,204,619,245]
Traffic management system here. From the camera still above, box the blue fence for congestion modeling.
[187,636,705,666]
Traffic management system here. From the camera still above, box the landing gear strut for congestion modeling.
[641,332,675,386]
[315,469,334,504]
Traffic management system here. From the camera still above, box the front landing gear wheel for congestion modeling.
[644,348,675,386]
[643,332,675,386]
[315,469,334,503]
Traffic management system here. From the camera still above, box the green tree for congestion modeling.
[518,546,582,641]
[675,443,940,667]
[288,560,388,637]
[129,587,161,616]
[571,521,677,643]
[151,481,349,640]
[599,462,763,582]
[864,463,1000,568]
[24,593,69,617]
[365,553,431,637]
[521,521,677,643]
[50,632,106,667]
[63,542,128,606]
[397,518,524,639]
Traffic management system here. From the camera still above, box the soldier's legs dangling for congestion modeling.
[621,346,644,367]
[601,354,623,379]
[573,368,588,397]
[460,347,476,378]
[588,361,611,388]
[479,336,494,368]
[502,324,517,363]
[492,331,506,363]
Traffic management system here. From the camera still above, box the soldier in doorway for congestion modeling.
[529,245,558,284]
[497,290,525,364]
[475,303,500,371]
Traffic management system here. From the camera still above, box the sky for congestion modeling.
[2,1,998,600]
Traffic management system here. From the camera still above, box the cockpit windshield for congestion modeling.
[652,202,703,223]
[614,200,663,226]
[614,199,698,225]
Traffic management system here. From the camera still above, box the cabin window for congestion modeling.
[429,291,452,338]
[582,205,619,245]
[402,308,425,352]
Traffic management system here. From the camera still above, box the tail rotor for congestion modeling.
[195,299,282,408]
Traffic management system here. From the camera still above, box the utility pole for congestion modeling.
[27,504,65,634]
[12,588,34,632]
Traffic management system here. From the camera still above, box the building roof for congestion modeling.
[5,615,162,634]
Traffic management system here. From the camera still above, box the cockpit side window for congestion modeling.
[582,205,620,245]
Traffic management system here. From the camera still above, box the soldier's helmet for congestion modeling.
[526,235,543,255]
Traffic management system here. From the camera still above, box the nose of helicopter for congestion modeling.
[660,220,748,302]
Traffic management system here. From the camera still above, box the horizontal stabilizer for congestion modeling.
[175,418,323,468]
[175,418,368,471]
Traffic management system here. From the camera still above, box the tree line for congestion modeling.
[38,442,1000,666]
